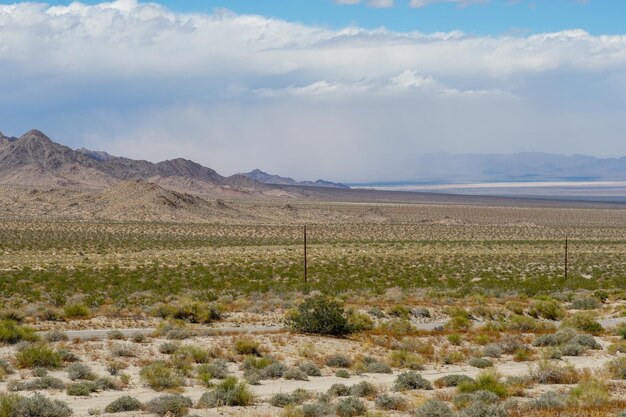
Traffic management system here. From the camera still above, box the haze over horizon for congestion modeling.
[2,0,626,183]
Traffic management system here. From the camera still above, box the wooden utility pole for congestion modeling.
[304,225,308,285]
[564,236,568,280]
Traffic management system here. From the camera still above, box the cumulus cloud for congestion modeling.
[1,1,626,181]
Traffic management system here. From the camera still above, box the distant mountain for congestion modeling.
[394,152,626,184]
[242,169,349,189]
[0,129,273,194]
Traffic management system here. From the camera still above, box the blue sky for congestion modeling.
[8,0,626,35]
[1,0,626,181]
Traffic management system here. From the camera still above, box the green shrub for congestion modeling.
[44,330,68,343]
[377,318,415,335]
[259,361,287,379]
[482,344,503,358]
[568,378,610,407]
[196,377,255,407]
[528,299,564,320]
[529,360,580,384]
[393,371,432,391]
[1,393,71,417]
[177,345,212,364]
[326,354,351,368]
[335,397,366,417]
[139,361,185,391]
[8,376,65,391]
[387,305,410,319]
[153,301,221,324]
[0,320,38,344]
[506,315,555,333]
[145,394,193,417]
[67,363,96,381]
[561,313,603,334]
[606,356,626,379]
[350,381,377,397]
[413,399,454,417]
[457,400,507,417]
[63,303,90,319]
[131,332,146,343]
[66,381,97,396]
[15,343,62,369]
[336,369,350,378]
[301,402,332,417]
[299,362,321,376]
[469,357,493,369]
[447,333,463,346]
[269,389,310,408]
[375,393,406,411]
[286,295,352,336]
[159,341,180,354]
[104,396,143,413]
[328,383,351,397]
[110,343,135,357]
[457,370,508,398]
[570,297,601,310]
[107,330,125,340]
[388,350,424,370]
[284,367,309,381]
[197,359,229,386]
[106,360,128,376]
[234,338,262,356]
[434,374,474,388]
[528,391,567,410]
[347,311,374,332]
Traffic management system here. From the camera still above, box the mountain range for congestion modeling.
[240,169,349,189]
[0,130,345,194]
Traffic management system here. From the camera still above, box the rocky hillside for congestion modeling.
[241,169,349,189]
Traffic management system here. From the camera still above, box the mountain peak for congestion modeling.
[19,129,53,143]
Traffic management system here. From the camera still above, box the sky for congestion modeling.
[1,0,626,182]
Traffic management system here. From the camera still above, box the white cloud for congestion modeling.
[1,1,626,181]
[368,0,395,8]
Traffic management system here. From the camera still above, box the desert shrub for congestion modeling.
[394,371,432,391]
[286,295,352,336]
[243,369,261,385]
[63,303,90,319]
[528,391,567,410]
[413,399,454,417]
[196,377,255,407]
[56,349,78,363]
[145,394,193,417]
[131,332,146,343]
[388,305,410,319]
[615,323,626,339]
[159,341,180,354]
[554,327,578,344]
[458,400,507,417]
[568,378,610,407]
[336,369,350,378]
[443,350,465,365]
[8,376,65,391]
[157,320,194,340]
[378,318,415,335]
[570,334,601,350]
[328,383,351,397]
[153,301,221,324]
[106,360,127,376]
[347,311,374,332]
[413,307,431,318]
[0,320,38,344]
[532,334,558,347]
[482,344,503,358]
[388,350,424,370]
[446,314,472,332]
[199,359,229,380]
[15,343,62,369]
[66,381,97,396]
[560,343,587,357]
[499,335,528,354]
[67,363,96,381]
[301,402,332,417]
[359,358,392,374]
[528,360,579,384]
[110,343,135,357]
[177,345,212,364]
[374,393,405,411]
[31,367,47,377]
[299,362,321,376]
[140,361,185,391]
[434,374,474,388]
[259,361,287,379]
[505,301,525,315]
[269,389,310,408]
[284,367,309,381]
[234,338,262,356]
[606,356,626,379]
[44,330,68,343]
[506,315,555,333]
[458,370,508,398]
[447,333,463,346]
[562,312,603,334]
[0,359,14,376]
[104,395,143,413]
[570,297,601,310]
[469,357,493,369]
[335,397,366,417]
[350,381,377,397]
[241,355,275,370]
[107,330,125,340]
[527,299,564,320]
[6,393,71,417]
[368,307,385,318]
[326,354,351,368]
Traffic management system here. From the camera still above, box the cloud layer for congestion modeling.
[1,0,626,181]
